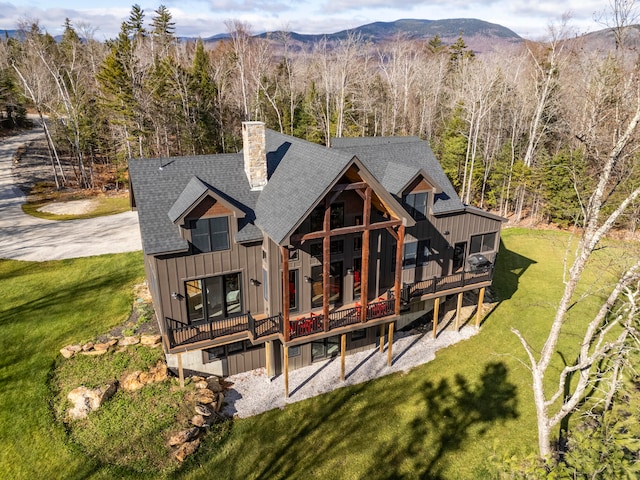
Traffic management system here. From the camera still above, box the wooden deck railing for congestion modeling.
[165,267,494,349]
[401,266,493,303]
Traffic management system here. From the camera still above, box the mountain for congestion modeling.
[204,18,523,53]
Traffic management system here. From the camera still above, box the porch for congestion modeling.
[163,266,493,351]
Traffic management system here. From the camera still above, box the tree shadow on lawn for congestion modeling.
[493,238,537,302]
[208,361,518,480]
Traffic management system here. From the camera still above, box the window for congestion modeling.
[402,239,430,268]
[311,265,323,308]
[288,248,299,261]
[470,232,497,254]
[310,242,322,259]
[206,346,225,361]
[353,257,362,300]
[354,235,362,251]
[185,272,242,323]
[190,217,229,253]
[331,240,344,255]
[351,329,366,341]
[312,336,340,361]
[289,270,299,312]
[204,341,264,363]
[403,192,428,220]
[453,242,466,273]
[262,268,268,301]
[289,345,301,357]
[310,203,344,231]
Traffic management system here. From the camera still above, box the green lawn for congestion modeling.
[0,229,624,479]
[0,252,145,479]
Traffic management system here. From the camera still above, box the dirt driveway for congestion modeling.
[0,128,142,261]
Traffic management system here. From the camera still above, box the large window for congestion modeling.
[402,239,431,268]
[310,203,344,231]
[289,270,299,312]
[190,217,230,253]
[470,232,497,254]
[185,273,242,323]
[403,192,428,220]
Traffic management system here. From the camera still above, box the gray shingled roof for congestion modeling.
[254,131,357,245]
[130,130,467,256]
[129,153,261,255]
[167,176,210,223]
[331,138,465,214]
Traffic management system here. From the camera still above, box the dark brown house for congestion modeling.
[129,122,504,396]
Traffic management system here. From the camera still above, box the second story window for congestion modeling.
[403,239,431,268]
[191,217,229,253]
[403,192,428,220]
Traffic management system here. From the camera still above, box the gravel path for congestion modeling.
[222,325,479,418]
[0,128,142,261]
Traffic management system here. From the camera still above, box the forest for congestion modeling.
[0,5,639,231]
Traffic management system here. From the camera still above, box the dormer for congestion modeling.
[401,172,441,221]
[168,176,245,254]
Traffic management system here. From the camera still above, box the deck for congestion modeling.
[164,267,493,351]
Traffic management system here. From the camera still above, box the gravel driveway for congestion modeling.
[0,128,142,261]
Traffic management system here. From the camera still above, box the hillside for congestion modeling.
[203,18,523,53]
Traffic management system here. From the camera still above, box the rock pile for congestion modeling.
[168,375,226,463]
[60,334,161,358]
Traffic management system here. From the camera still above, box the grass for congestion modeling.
[0,228,629,479]
[22,195,131,220]
[0,252,145,479]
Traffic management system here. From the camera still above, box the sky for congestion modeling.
[0,0,610,41]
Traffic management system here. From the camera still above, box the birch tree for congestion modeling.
[512,51,640,458]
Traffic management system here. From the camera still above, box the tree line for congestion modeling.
[0,5,638,232]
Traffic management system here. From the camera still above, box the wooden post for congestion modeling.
[387,322,394,366]
[394,225,405,316]
[265,341,272,378]
[323,198,331,330]
[360,187,372,322]
[379,324,385,352]
[177,352,184,388]
[432,297,440,339]
[281,246,290,342]
[284,345,289,398]
[340,334,346,381]
[454,291,463,331]
[475,287,485,327]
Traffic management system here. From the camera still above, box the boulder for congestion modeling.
[194,388,216,405]
[80,349,108,356]
[138,371,151,385]
[81,342,94,352]
[191,415,206,428]
[121,371,145,391]
[174,439,200,462]
[67,381,117,419]
[195,404,212,417]
[150,361,168,383]
[206,376,223,393]
[118,336,140,346]
[60,345,82,359]
[168,427,199,446]
[215,392,225,412]
[194,380,208,390]
[93,342,111,351]
[191,376,205,383]
[140,334,161,346]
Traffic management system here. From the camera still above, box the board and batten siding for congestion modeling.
[152,237,264,325]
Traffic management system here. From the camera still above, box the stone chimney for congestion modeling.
[242,121,267,190]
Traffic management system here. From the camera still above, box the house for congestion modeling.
[129,121,504,396]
